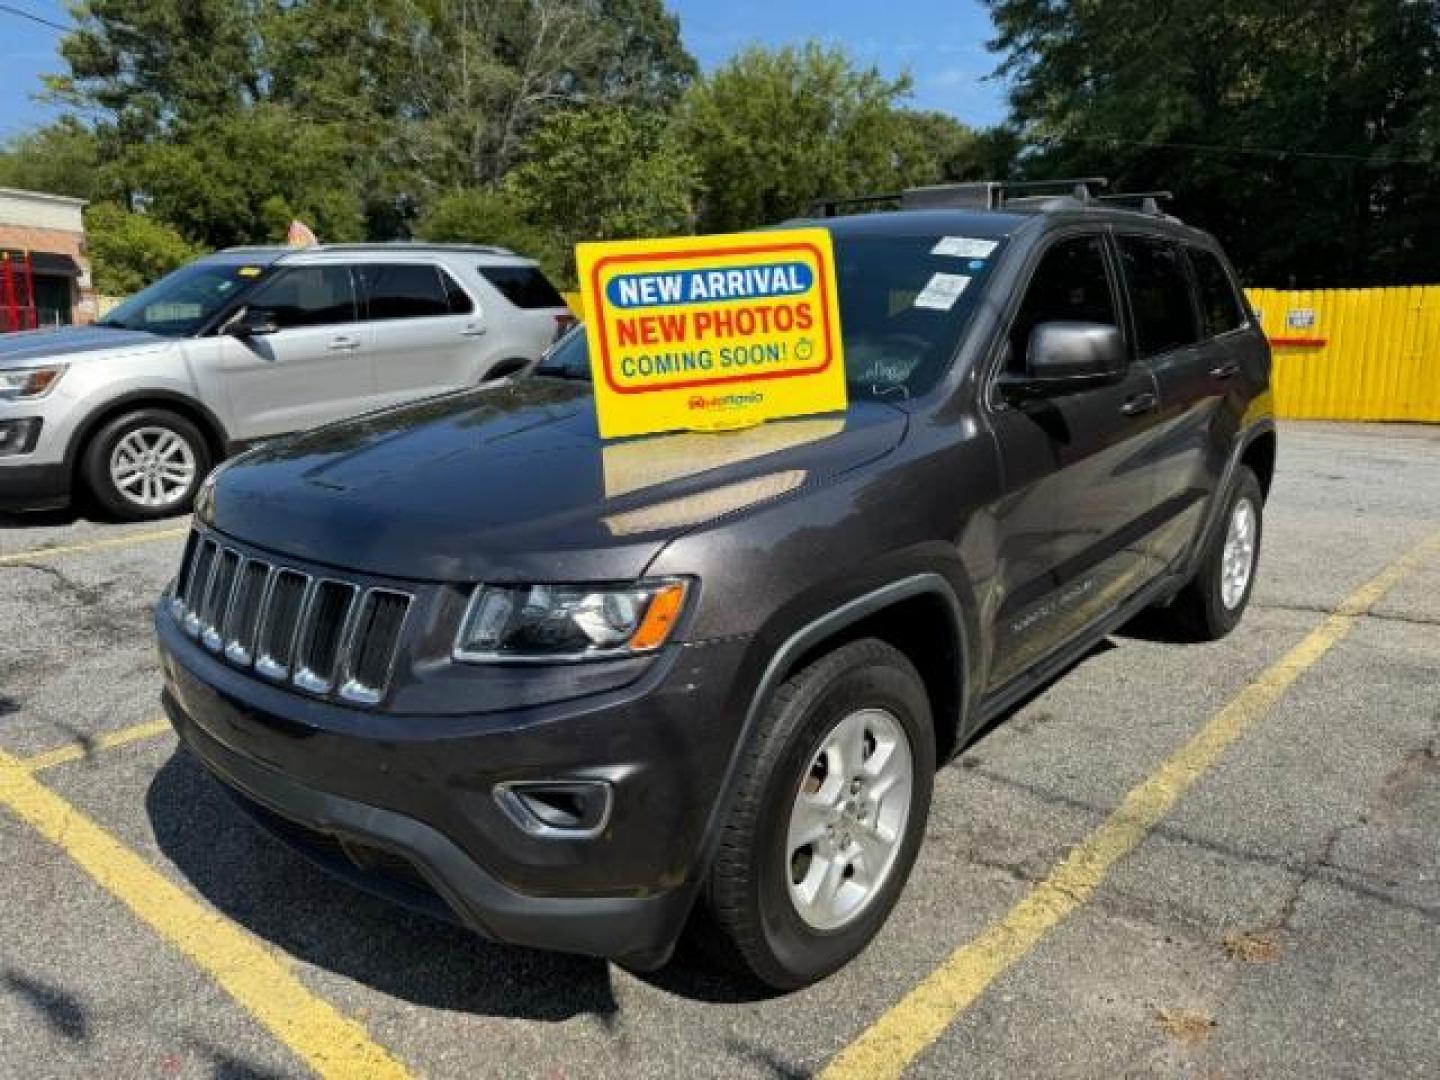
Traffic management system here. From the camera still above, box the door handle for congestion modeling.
[327,335,360,352]
[1209,361,1240,379]
[461,323,487,337]
[1120,391,1158,416]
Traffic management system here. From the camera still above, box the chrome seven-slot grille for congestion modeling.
[171,529,413,705]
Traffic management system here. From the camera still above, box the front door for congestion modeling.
[216,264,375,439]
[984,232,1165,689]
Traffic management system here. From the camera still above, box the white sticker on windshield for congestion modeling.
[913,273,971,311]
[931,236,998,259]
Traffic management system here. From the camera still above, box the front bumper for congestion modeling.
[0,461,69,512]
[155,605,753,968]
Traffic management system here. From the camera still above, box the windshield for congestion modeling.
[98,261,269,337]
[536,233,1004,400]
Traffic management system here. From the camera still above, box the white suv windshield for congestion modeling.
[98,261,269,337]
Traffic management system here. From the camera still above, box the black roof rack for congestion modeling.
[806,178,1178,221]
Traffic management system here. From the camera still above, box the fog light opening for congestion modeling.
[495,781,613,838]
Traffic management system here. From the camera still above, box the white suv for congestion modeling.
[0,243,574,519]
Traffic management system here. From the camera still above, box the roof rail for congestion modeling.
[218,241,518,257]
[806,178,1178,221]
[309,241,517,256]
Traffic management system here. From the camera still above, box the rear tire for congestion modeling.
[1164,466,1264,641]
[81,408,211,521]
[697,638,935,991]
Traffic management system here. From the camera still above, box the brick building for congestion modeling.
[0,187,94,329]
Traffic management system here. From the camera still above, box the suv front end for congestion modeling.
[156,521,751,967]
[0,358,77,510]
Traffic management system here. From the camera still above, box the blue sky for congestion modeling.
[0,0,1009,140]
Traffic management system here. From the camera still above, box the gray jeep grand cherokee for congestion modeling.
[155,182,1275,990]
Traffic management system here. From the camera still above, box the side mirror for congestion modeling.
[1000,321,1127,398]
[226,307,279,337]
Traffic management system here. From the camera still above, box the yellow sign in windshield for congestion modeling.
[578,229,847,439]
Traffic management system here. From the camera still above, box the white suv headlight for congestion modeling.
[454,580,689,662]
[0,365,67,400]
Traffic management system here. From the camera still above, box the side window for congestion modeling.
[1008,235,1119,372]
[442,270,474,315]
[1188,247,1246,337]
[245,266,357,330]
[1117,236,1201,357]
[359,264,457,320]
[480,265,566,309]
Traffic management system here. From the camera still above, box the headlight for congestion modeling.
[454,579,689,662]
[0,365,67,401]
[192,465,222,525]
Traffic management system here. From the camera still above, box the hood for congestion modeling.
[207,378,908,582]
[0,325,172,368]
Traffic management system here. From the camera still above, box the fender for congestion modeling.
[691,572,972,881]
[1181,418,1277,580]
[63,388,234,475]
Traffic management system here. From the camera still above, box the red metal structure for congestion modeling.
[1,251,39,333]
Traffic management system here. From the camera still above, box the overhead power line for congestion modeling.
[1057,134,1438,169]
[0,2,69,33]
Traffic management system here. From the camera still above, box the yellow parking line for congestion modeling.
[0,525,188,566]
[0,748,413,1079]
[823,530,1440,1080]
[22,718,174,773]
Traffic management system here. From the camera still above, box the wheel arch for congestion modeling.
[1183,419,1278,582]
[482,357,533,381]
[775,581,971,764]
[1241,427,1277,501]
[65,390,231,486]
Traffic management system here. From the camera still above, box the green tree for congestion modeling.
[681,44,975,232]
[117,107,366,248]
[53,0,265,135]
[506,105,698,281]
[0,120,103,200]
[85,202,205,295]
[986,0,1440,285]
[414,187,565,280]
[46,0,701,242]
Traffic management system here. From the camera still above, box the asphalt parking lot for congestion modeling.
[2,420,1437,1079]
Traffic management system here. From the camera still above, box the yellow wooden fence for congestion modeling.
[561,288,1440,422]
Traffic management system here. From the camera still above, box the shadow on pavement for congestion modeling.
[0,508,89,530]
[3,969,89,1041]
[146,750,770,1019]
[146,751,623,1024]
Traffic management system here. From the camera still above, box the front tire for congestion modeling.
[698,638,935,990]
[81,408,211,521]
[1164,465,1264,641]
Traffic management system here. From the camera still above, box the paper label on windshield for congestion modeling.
[931,236,997,259]
[913,273,970,311]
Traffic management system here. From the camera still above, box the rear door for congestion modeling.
[358,262,486,408]
[983,231,1165,688]
[1115,235,1215,569]
[216,264,374,439]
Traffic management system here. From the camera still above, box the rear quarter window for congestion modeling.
[481,265,566,309]
[1188,247,1247,337]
